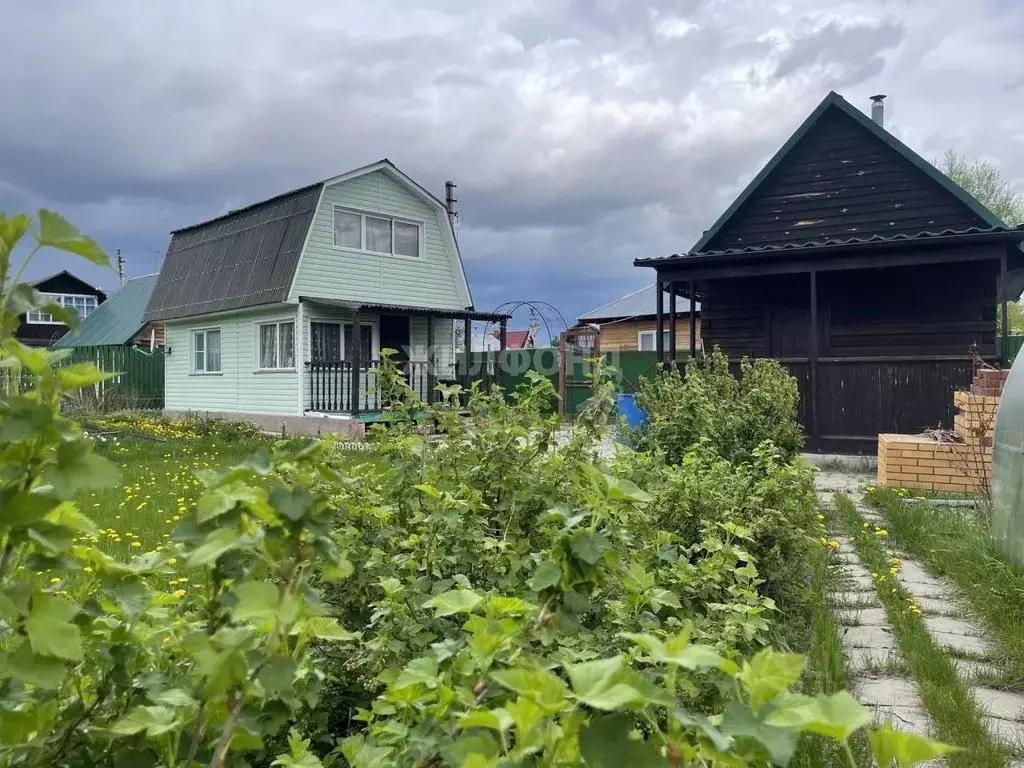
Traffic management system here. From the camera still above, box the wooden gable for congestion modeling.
[697,93,998,253]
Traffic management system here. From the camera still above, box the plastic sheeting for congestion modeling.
[992,360,1024,568]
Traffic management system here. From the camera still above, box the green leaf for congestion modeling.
[187,528,249,567]
[232,580,298,625]
[569,532,610,565]
[45,501,98,535]
[740,649,806,709]
[458,710,512,733]
[766,692,871,742]
[0,491,61,531]
[423,588,483,617]
[604,474,654,503]
[197,482,266,523]
[530,560,561,591]
[566,657,647,711]
[260,656,298,697]
[868,724,962,767]
[57,363,115,391]
[622,632,727,671]
[486,595,535,616]
[720,701,798,766]
[579,713,668,768]
[322,559,354,581]
[0,643,68,688]
[491,667,568,713]
[393,656,439,690]
[109,705,178,737]
[296,616,355,642]
[153,689,196,708]
[0,213,31,256]
[25,594,82,660]
[36,209,110,265]
[270,486,314,521]
[649,588,682,611]
[46,442,120,498]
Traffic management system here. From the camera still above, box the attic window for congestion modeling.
[27,293,98,324]
[333,207,421,258]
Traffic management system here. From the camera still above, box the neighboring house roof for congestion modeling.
[144,159,473,323]
[54,274,158,348]
[578,284,698,322]
[689,91,1004,256]
[491,329,533,348]
[28,270,107,300]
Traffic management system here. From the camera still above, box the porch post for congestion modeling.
[809,271,818,440]
[499,317,508,391]
[350,307,362,417]
[689,279,697,357]
[655,278,665,365]
[462,316,471,404]
[1001,251,1009,364]
[426,314,435,405]
[668,281,677,365]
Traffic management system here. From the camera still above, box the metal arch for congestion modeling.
[477,300,572,347]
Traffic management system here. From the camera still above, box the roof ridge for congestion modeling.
[689,91,1005,254]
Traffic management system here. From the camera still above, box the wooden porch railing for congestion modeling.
[306,360,433,413]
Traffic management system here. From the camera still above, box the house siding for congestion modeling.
[290,170,468,309]
[703,107,989,252]
[599,318,702,352]
[165,306,300,416]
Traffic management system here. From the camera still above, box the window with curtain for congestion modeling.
[638,329,671,352]
[332,207,421,257]
[258,322,295,370]
[26,293,99,323]
[193,329,222,373]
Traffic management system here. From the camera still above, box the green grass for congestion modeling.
[833,494,1010,767]
[790,534,874,767]
[867,488,1024,686]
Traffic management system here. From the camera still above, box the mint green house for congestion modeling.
[144,160,507,434]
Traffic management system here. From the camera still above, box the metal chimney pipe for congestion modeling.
[870,94,886,127]
[445,181,458,227]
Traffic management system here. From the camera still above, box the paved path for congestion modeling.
[815,470,1024,763]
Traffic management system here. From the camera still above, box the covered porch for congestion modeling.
[298,298,509,417]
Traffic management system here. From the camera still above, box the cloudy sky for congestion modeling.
[5,0,1024,335]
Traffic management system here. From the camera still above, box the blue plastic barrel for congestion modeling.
[615,393,647,430]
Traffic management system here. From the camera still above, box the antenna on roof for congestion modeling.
[445,181,459,229]
[116,248,125,287]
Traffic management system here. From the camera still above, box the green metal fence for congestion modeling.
[5,345,165,409]
[1003,335,1024,365]
[459,348,681,417]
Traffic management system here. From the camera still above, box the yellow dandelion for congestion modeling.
[875,529,888,536]
[168,557,177,565]
[173,589,187,598]
[49,577,61,584]
[83,566,94,574]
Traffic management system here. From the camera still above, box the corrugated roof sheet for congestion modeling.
[300,297,508,321]
[144,184,322,322]
[636,225,1024,266]
[54,274,158,348]
[579,284,698,321]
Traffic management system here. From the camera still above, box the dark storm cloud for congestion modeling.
[3,0,1024,324]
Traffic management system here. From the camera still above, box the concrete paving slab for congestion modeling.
[954,658,1004,679]
[842,624,898,648]
[925,615,987,638]
[930,630,991,656]
[836,607,889,626]
[902,581,954,600]
[913,596,965,617]
[972,687,1024,721]
[871,705,933,737]
[982,715,1024,747]
[846,646,903,671]
[857,675,924,710]
[829,591,881,607]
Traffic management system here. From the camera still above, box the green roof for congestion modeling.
[53,274,158,348]
[691,91,1006,254]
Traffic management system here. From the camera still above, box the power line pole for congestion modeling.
[116,247,125,287]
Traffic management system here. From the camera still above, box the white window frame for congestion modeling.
[331,206,423,260]
[26,292,99,324]
[638,329,671,352]
[191,327,223,375]
[256,320,296,372]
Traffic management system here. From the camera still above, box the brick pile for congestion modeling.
[877,367,1007,493]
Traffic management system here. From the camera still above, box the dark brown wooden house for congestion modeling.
[636,92,1024,453]
[16,270,107,348]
